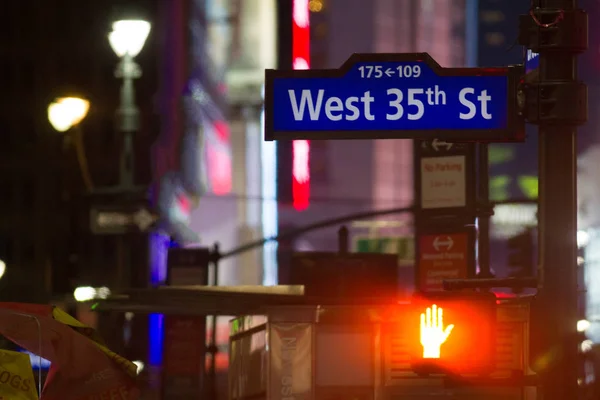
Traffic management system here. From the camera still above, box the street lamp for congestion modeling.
[47,97,90,133]
[0,259,5,281]
[108,19,151,190]
[47,97,94,191]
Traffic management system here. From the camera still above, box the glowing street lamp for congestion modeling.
[47,97,90,133]
[108,19,151,190]
[0,259,5,281]
[108,20,151,58]
[47,97,94,191]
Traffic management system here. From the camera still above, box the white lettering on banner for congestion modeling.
[421,155,466,209]
[281,337,297,400]
[287,87,493,122]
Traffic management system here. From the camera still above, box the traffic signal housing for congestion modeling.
[507,228,535,280]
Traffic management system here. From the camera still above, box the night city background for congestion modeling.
[0,0,599,398]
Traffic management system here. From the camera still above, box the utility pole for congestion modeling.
[519,0,587,398]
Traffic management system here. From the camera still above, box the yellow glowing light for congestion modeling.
[47,97,90,132]
[420,304,454,359]
[309,0,323,12]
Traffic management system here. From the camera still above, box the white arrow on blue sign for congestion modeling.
[265,53,524,142]
[525,49,539,74]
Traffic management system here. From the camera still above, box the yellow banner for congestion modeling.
[0,349,39,400]
[51,307,106,346]
[51,307,137,378]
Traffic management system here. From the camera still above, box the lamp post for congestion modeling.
[47,96,94,191]
[108,19,151,190]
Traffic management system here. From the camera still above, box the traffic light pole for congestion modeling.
[528,0,586,398]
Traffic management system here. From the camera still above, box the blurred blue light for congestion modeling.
[148,313,164,366]
[148,231,170,366]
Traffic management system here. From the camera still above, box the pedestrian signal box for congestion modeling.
[397,292,497,375]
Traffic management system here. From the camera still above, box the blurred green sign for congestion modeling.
[353,236,415,267]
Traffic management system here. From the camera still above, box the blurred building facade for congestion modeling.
[578,0,600,340]
[277,0,472,283]
[150,0,277,291]
[146,1,277,397]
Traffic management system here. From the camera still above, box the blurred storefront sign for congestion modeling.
[490,203,537,239]
[90,206,156,235]
[353,236,415,267]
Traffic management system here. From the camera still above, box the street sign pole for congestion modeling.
[413,140,477,293]
[537,2,583,399]
[519,1,587,398]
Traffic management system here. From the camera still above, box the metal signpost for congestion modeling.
[265,53,523,142]
[518,2,588,399]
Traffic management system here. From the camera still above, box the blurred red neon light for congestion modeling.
[208,121,232,195]
[292,0,311,211]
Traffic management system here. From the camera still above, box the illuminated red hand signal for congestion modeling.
[420,304,454,359]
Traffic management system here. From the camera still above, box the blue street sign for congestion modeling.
[525,49,539,74]
[265,53,523,142]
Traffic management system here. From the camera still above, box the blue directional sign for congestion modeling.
[265,53,524,142]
